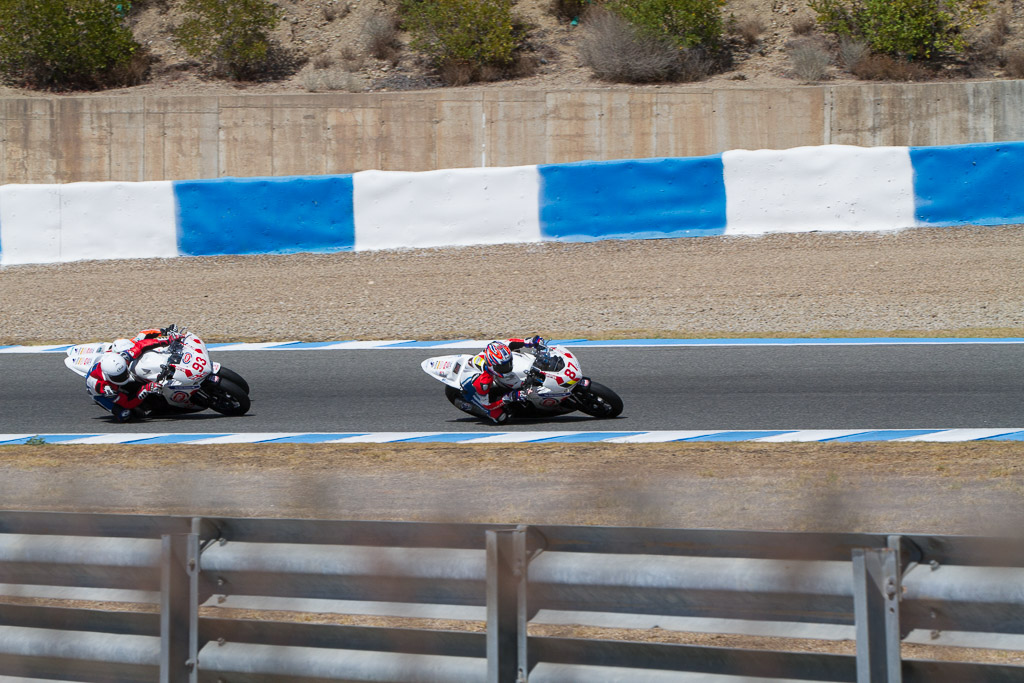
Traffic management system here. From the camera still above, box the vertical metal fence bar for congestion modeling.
[853,547,902,683]
[487,527,529,683]
[161,533,199,683]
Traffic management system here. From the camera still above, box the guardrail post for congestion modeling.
[161,532,199,683]
[853,544,902,683]
[487,526,529,683]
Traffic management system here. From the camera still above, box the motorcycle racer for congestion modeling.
[456,336,547,425]
[85,327,178,422]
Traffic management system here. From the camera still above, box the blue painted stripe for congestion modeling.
[538,156,727,241]
[174,175,356,256]
[262,433,367,443]
[396,433,494,443]
[127,434,231,444]
[535,432,645,443]
[911,141,1024,227]
[679,431,794,442]
[978,430,1024,441]
[827,430,941,442]
[0,434,100,445]
[274,341,355,349]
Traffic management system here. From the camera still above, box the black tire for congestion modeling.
[445,385,463,407]
[575,380,624,418]
[215,367,250,395]
[205,378,250,416]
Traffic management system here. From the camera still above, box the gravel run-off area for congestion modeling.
[2,225,1023,345]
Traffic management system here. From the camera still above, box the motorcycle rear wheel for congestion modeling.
[205,378,251,416]
[575,381,624,418]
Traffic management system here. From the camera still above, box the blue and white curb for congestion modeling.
[3,141,1024,265]
[3,337,1024,354]
[2,429,1022,444]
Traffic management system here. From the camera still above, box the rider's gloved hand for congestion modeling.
[102,386,117,398]
[502,390,528,405]
[528,335,546,348]
[137,382,160,400]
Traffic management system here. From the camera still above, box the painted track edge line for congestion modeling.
[5,337,1024,353]
[1,430,1022,445]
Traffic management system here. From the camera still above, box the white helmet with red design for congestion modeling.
[99,352,131,385]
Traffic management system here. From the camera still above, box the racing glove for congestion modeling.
[136,382,161,400]
[528,335,546,349]
[502,390,528,405]
[102,385,118,398]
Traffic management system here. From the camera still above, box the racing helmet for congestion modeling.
[111,338,133,354]
[483,342,513,375]
[99,352,131,385]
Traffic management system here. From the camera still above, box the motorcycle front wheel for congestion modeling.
[204,378,251,416]
[574,381,624,418]
[215,367,250,395]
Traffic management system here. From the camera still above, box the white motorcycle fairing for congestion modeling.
[65,329,248,417]
[421,345,594,417]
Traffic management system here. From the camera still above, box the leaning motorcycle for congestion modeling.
[65,327,250,419]
[421,343,623,422]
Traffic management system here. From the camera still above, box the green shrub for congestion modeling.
[0,0,144,89]
[398,0,527,84]
[175,0,283,80]
[605,0,726,50]
[808,0,987,59]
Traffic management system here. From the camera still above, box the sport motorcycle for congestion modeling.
[65,326,250,420]
[421,343,623,422]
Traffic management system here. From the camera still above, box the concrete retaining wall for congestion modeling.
[2,81,1024,184]
[3,141,1022,266]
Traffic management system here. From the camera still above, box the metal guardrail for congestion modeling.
[0,511,1022,682]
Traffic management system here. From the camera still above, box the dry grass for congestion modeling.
[788,38,831,81]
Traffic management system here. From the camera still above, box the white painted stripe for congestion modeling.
[896,428,1019,442]
[1,182,179,265]
[724,145,916,236]
[310,340,415,349]
[0,344,73,354]
[60,434,173,445]
[208,341,301,351]
[184,433,304,444]
[0,184,61,265]
[353,165,541,251]
[460,431,580,443]
[604,431,729,443]
[326,432,440,443]
[754,430,870,442]
[57,181,178,262]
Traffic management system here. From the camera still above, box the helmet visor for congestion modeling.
[108,366,130,384]
[491,358,513,375]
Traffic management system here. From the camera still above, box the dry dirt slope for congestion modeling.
[2,0,1023,98]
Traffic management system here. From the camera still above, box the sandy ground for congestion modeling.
[2,225,1023,345]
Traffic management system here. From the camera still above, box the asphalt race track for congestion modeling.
[2,343,1021,434]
